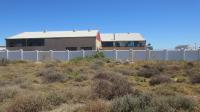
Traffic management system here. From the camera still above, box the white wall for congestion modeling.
[0,49,199,61]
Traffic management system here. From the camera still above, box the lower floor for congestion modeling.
[102,47,146,50]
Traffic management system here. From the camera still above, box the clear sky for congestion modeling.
[0,0,200,49]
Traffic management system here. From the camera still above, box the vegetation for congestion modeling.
[0,57,200,112]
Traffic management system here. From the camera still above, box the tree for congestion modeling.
[147,43,153,50]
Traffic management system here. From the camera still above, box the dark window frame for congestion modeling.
[27,39,45,46]
[80,47,92,50]
[66,47,77,51]
[7,39,45,47]
[102,42,114,47]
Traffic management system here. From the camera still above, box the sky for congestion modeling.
[0,0,200,49]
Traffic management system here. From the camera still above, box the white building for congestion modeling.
[0,46,6,50]
[175,45,193,50]
[100,33,146,50]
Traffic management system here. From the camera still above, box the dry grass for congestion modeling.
[0,58,200,112]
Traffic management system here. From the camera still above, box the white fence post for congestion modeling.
[35,50,39,62]
[198,49,200,61]
[146,50,150,60]
[82,50,85,58]
[49,50,53,61]
[132,50,135,61]
[113,49,118,60]
[5,50,9,60]
[66,50,70,61]
[20,49,23,60]
[164,49,168,61]
[129,49,133,61]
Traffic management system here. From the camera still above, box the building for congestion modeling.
[0,46,6,50]
[175,45,193,50]
[101,33,146,50]
[6,30,101,51]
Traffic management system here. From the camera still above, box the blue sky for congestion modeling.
[0,0,200,49]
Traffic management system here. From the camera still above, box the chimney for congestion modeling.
[114,33,116,40]
[88,29,90,32]
[73,29,76,32]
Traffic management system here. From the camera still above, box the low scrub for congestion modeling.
[67,72,87,82]
[7,94,48,112]
[149,75,172,86]
[92,72,134,100]
[7,91,71,112]
[80,100,110,112]
[137,65,161,78]
[111,94,197,112]
[189,73,200,84]
[0,87,18,102]
[38,68,68,83]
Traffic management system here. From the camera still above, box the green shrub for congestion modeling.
[149,75,172,86]
[38,68,68,83]
[92,72,134,100]
[93,52,105,58]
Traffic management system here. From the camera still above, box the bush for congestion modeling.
[45,92,67,106]
[91,59,105,70]
[38,68,68,83]
[137,65,160,78]
[67,72,87,82]
[92,72,134,100]
[93,52,105,58]
[189,73,200,84]
[7,91,72,112]
[7,95,48,112]
[149,75,172,86]
[111,93,153,112]
[0,87,18,102]
[165,95,196,111]
[81,100,110,112]
[111,94,197,112]
[115,67,135,76]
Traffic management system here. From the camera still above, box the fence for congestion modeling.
[0,49,200,61]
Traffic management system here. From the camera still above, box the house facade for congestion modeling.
[101,33,146,50]
[6,30,146,51]
[6,30,102,51]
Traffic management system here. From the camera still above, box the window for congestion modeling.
[102,42,114,47]
[115,42,134,47]
[66,47,77,51]
[7,39,26,47]
[134,41,146,47]
[80,47,92,50]
[7,39,44,47]
[27,39,44,46]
